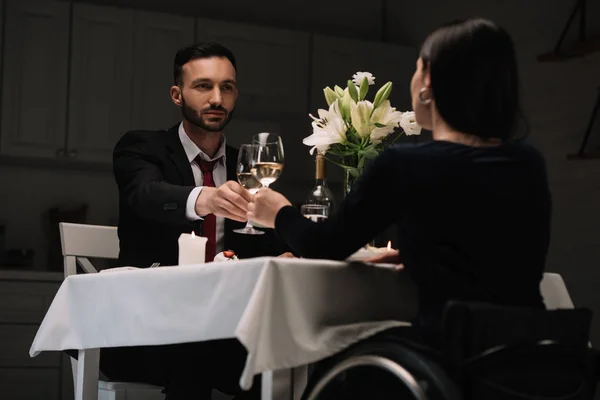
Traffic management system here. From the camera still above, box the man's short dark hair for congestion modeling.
[173,41,237,86]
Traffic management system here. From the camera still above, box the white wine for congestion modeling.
[304,214,328,223]
[237,172,262,194]
[251,162,283,186]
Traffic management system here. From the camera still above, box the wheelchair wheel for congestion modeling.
[301,332,461,400]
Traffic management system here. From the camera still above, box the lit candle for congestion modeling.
[178,231,208,265]
[387,241,392,251]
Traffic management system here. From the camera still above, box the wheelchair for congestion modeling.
[301,302,600,400]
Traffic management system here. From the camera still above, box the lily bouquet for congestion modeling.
[303,71,421,193]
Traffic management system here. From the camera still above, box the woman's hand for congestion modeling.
[247,188,292,229]
[277,252,296,258]
[365,249,403,269]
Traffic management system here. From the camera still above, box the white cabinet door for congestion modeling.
[67,4,134,163]
[196,19,310,121]
[0,0,69,159]
[131,11,194,131]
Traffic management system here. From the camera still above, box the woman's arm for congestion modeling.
[250,148,409,260]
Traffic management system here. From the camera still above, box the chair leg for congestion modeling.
[75,348,100,400]
[71,357,78,395]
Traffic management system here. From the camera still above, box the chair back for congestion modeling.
[58,222,120,390]
[59,222,119,277]
[541,272,575,309]
[442,301,598,400]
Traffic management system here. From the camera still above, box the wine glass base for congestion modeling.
[233,226,265,235]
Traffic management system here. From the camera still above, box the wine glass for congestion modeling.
[300,204,329,222]
[250,133,284,188]
[233,144,265,235]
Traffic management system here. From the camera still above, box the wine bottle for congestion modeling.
[305,153,335,218]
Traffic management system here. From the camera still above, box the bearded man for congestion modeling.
[103,41,288,399]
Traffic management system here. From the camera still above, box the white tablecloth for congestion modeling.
[30,257,417,389]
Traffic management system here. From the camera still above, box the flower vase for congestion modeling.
[342,155,376,248]
[343,154,359,195]
[344,169,357,196]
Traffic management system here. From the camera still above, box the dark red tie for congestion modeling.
[196,156,221,262]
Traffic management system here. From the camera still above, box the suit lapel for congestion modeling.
[165,124,195,186]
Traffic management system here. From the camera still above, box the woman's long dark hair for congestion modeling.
[419,18,525,141]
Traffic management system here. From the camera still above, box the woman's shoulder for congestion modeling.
[383,140,463,160]
[379,139,547,176]
[387,138,544,158]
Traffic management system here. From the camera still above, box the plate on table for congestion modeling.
[346,248,379,261]
[346,246,398,269]
[347,244,391,261]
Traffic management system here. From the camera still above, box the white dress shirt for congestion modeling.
[180,123,227,253]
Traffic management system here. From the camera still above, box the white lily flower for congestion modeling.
[400,111,422,135]
[369,100,404,143]
[304,100,346,154]
[352,71,375,87]
[350,101,375,138]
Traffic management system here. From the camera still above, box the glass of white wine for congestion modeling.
[234,144,265,235]
[250,133,284,188]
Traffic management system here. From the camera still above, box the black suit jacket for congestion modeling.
[113,124,288,268]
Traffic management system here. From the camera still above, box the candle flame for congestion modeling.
[387,241,392,251]
[191,231,196,238]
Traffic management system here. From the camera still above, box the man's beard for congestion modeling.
[181,95,234,133]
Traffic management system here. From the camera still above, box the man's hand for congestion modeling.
[247,188,292,229]
[195,181,252,222]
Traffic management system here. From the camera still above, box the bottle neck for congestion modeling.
[315,153,327,184]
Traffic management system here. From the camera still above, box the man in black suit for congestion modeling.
[101,42,290,399]
[114,44,289,267]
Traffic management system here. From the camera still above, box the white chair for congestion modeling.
[540,272,575,310]
[59,222,165,400]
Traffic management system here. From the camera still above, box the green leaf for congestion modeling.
[390,133,401,144]
[323,155,360,174]
[328,147,359,157]
[374,122,386,128]
[346,129,362,144]
[359,78,369,100]
[347,80,359,102]
[360,146,379,159]
[358,155,367,171]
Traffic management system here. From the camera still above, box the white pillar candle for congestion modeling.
[178,232,208,265]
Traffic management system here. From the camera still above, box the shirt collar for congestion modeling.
[178,122,226,164]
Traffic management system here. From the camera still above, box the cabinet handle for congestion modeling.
[56,149,65,157]
[68,149,78,158]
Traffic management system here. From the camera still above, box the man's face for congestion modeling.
[174,56,238,132]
